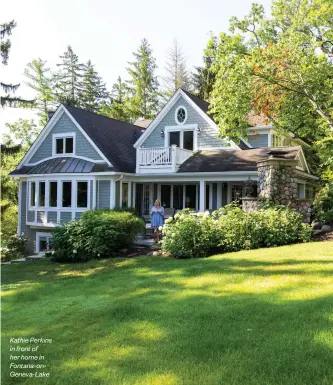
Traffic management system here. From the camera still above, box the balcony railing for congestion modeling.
[137,145,193,173]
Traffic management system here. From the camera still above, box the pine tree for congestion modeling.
[53,46,83,106]
[163,39,191,96]
[99,76,131,122]
[24,58,53,126]
[1,20,34,107]
[192,37,217,101]
[126,39,159,120]
[79,60,109,112]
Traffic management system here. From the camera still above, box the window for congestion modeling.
[36,232,53,253]
[272,134,283,147]
[30,182,36,207]
[77,182,88,208]
[49,182,58,207]
[232,184,243,202]
[62,181,72,207]
[305,186,313,200]
[39,182,45,207]
[175,106,187,125]
[54,136,74,155]
[297,183,305,199]
[183,131,194,150]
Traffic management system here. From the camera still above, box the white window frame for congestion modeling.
[29,181,37,208]
[175,106,188,125]
[36,232,53,253]
[52,132,76,157]
[164,124,198,150]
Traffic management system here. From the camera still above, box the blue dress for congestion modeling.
[151,206,165,228]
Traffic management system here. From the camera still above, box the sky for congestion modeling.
[1,0,271,131]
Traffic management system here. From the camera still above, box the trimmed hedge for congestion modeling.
[162,206,312,258]
[52,210,144,262]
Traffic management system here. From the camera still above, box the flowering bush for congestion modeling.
[52,210,144,262]
[1,234,29,262]
[162,205,312,258]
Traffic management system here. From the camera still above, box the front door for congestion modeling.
[169,131,180,147]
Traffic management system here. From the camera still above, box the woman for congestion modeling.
[151,200,164,242]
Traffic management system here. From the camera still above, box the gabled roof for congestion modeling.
[18,104,142,174]
[133,88,240,149]
[178,147,301,173]
[64,105,142,173]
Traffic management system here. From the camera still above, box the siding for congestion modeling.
[27,210,35,222]
[30,112,103,163]
[98,180,110,209]
[75,212,82,220]
[248,134,268,148]
[142,96,231,149]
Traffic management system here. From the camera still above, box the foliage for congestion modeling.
[99,76,131,122]
[208,0,333,144]
[4,119,40,147]
[162,205,312,258]
[1,205,18,242]
[162,39,191,97]
[313,181,333,224]
[1,234,28,262]
[52,210,144,262]
[79,60,109,113]
[1,20,34,107]
[53,45,84,107]
[126,39,160,120]
[192,36,217,101]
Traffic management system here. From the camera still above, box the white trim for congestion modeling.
[26,155,106,167]
[134,89,240,150]
[36,232,53,253]
[175,105,188,125]
[18,105,112,168]
[17,181,22,235]
[52,132,76,157]
[164,124,198,150]
[296,147,310,173]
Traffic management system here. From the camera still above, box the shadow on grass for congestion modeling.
[2,246,333,385]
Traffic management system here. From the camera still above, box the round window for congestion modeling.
[175,106,187,125]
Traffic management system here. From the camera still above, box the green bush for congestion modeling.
[1,234,29,262]
[1,205,18,242]
[52,210,144,262]
[162,205,312,258]
[313,181,333,224]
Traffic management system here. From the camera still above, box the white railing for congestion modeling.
[137,145,193,172]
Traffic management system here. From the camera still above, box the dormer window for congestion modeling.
[52,133,75,156]
[175,106,187,125]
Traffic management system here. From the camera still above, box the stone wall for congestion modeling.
[242,197,260,212]
[292,200,312,223]
[257,159,298,205]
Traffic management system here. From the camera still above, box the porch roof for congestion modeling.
[178,147,300,173]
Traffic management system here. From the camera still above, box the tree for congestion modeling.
[79,60,109,112]
[1,20,33,107]
[126,39,160,120]
[53,46,84,106]
[24,58,53,126]
[192,36,217,101]
[208,0,333,143]
[162,39,191,96]
[99,76,131,122]
[4,119,40,147]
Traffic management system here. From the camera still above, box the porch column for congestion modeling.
[217,183,222,209]
[127,182,132,207]
[227,182,232,203]
[132,182,136,209]
[119,181,123,207]
[92,179,97,209]
[170,184,174,208]
[182,184,186,209]
[209,183,213,210]
[157,184,161,200]
[110,180,116,209]
[199,180,206,212]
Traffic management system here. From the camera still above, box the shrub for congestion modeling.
[313,181,333,224]
[162,205,312,258]
[52,210,144,262]
[1,234,29,262]
[1,205,18,242]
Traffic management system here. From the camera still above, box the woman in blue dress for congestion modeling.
[151,200,164,242]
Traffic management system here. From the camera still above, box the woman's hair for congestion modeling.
[155,199,161,205]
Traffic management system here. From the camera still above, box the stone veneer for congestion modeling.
[242,157,313,223]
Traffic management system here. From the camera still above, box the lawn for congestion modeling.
[2,242,333,385]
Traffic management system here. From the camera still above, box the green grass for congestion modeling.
[2,242,333,385]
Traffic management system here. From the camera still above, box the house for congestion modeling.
[10,89,317,253]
